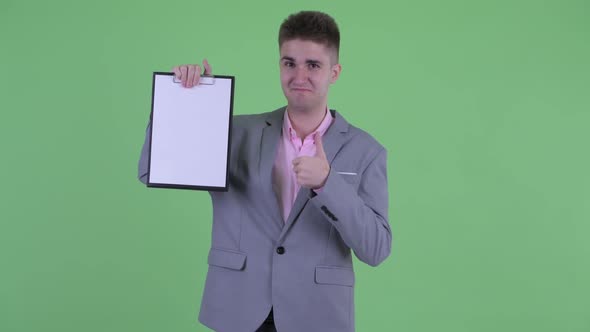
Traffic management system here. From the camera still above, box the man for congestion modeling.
[138,11,392,332]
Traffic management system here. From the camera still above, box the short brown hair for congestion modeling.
[278,11,340,60]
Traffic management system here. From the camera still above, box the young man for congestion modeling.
[138,11,392,332]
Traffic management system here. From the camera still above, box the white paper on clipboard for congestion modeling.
[147,72,234,191]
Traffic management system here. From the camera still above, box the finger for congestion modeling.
[187,65,197,88]
[293,156,311,167]
[295,171,304,184]
[297,176,304,186]
[191,65,202,87]
[203,59,213,76]
[297,173,309,187]
[180,65,188,87]
[172,66,182,81]
[314,132,326,159]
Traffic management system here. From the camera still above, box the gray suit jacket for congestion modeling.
[138,107,392,332]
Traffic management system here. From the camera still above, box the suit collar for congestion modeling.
[264,107,349,135]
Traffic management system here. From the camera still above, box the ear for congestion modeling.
[330,63,342,84]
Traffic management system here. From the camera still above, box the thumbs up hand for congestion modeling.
[292,132,330,189]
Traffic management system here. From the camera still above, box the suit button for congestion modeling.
[276,247,285,255]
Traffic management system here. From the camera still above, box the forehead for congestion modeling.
[279,39,335,61]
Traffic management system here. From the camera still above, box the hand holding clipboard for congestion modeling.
[172,59,214,88]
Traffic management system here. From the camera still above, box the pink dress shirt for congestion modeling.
[272,108,334,222]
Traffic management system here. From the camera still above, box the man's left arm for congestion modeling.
[310,147,391,267]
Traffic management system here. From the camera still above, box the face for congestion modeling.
[279,39,342,112]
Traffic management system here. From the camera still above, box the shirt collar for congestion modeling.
[283,107,333,141]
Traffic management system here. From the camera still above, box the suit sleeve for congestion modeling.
[137,118,151,185]
[309,147,392,267]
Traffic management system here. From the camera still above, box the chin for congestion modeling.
[286,95,315,108]
[287,101,314,112]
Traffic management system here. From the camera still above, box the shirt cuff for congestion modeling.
[313,186,324,194]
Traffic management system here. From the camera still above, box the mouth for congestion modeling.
[291,87,312,92]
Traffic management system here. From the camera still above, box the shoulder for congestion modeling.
[231,107,283,131]
[232,113,267,129]
[347,125,385,151]
[336,112,386,160]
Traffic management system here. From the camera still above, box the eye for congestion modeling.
[283,61,295,68]
[308,63,320,69]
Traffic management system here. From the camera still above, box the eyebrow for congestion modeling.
[281,56,323,65]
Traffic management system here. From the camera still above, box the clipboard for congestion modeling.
[147,72,235,191]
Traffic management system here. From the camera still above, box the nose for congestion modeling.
[293,65,308,83]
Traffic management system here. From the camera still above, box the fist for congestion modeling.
[172,59,213,88]
[292,132,330,189]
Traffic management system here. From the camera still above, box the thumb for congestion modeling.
[314,132,326,159]
[203,58,213,76]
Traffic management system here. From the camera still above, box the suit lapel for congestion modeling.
[320,109,350,166]
[258,107,284,186]
[259,107,286,227]
[278,109,350,242]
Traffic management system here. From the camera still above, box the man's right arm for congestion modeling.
[137,119,151,184]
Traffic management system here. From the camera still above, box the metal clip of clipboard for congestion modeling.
[172,75,215,85]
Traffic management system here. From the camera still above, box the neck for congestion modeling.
[286,104,327,139]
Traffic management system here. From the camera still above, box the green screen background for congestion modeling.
[1,0,589,331]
